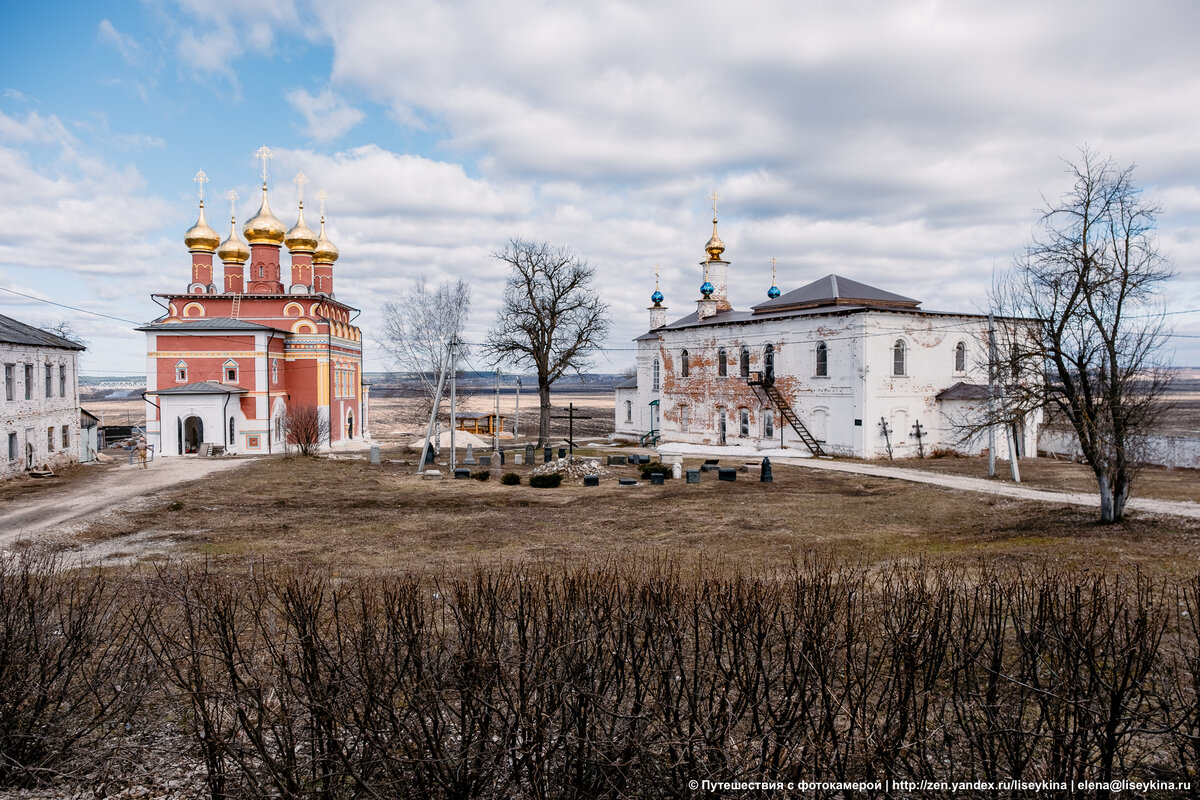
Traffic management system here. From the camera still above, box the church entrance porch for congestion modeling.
[183,415,204,454]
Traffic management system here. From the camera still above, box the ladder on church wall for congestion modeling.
[230,297,241,319]
[746,372,827,457]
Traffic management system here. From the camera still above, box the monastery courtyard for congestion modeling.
[2,394,1198,578]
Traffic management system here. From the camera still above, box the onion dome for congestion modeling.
[285,201,318,253]
[704,218,725,261]
[700,281,714,298]
[217,214,250,264]
[313,215,339,265]
[768,285,781,299]
[183,202,220,253]
[242,184,287,246]
[651,289,664,306]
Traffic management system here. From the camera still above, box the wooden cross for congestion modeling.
[550,402,593,458]
[193,170,208,204]
[255,144,273,186]
[293,171,308,205]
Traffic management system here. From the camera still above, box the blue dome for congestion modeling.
[767,284,781,299]
[651,289,664,304]
[700,281,714,298]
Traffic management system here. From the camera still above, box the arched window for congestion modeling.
[718,347,728,377]
[739,347,750,378]
[739,408,750,437]
[652,358,660,391]
[893,339,907,376]
[271,359,279,384]
[955,341,967,372]
[763,409,774,439]
[624,400,632,423]
[175,360,188,383]
[764,343,775,383]
[229,416,236,444]
[815,341,828,377]
[680,350,689,377]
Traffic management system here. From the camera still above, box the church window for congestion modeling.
[815,341,828,377]
[893,340,907,376]
[223,359,239,384]
[955,341,967,372]
[718,347,727,377]
[652,358,660,391]
[175,361,188,383]
[764,409,774,438]
[258,264,265,279]
[624,400,632,423]
[680,350,689,377]
[739,408,750,437]
[24,364,32,399]
[8,432,17,462]
[59,365,66,397]
[764,343,775,382]
[61,425,68,449]
[229,416,236,444]
[680,405,690,432]
[271,359,279,384]
[739,347,750,378]
[4,364,12,401]
[47,427,55,452]
[45,364,52,397]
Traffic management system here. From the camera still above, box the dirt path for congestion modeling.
[0,457,253,547]
[777,457,1200,520]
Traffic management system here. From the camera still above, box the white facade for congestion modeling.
[618,271,1039,460]
[2,317,85,479]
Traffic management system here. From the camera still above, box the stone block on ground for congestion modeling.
[479,455,492,467]
[422,470,442,480]
[607,455,627,466]
[618,478,637,486]
[700,459,720,472]
[583,474,599,487]
[686,469,701,484]
[454,468,471,479]
[718,467,737,482]
[650,473,665,485]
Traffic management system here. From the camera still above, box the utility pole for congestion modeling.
[514,377,521,438]
[987,314,997,479]
[449,337,457,471]
[493,369,500,452]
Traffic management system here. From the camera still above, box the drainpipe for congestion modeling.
[223,391,231,450]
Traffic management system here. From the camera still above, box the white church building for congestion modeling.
[614,213,1039,460]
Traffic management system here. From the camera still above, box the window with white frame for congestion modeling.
[61,425,69,449]
[59,364,66,397]
[24,364,33,399]
[739,347,750,378]
[815,341,828,377]
[739,407,750,437]
[44,364,52,397]
[7,432,16,461]
[718,347,727,377]
[46,426,54,451]
[223,359,238,383]
[955,341,967,373]
[652,358,660,391]
[175,360,188,383]
[624,400,632,423]
[4,364,13,401]
[680,350,689,377]
[893,339,907,376]
[271,359,279,384]
[764,409,774,438]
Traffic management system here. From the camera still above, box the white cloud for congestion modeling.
[285,88,365,142]
[97,19,142,64]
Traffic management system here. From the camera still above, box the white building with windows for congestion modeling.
[615,216,1039,460]
[1,314,86,479]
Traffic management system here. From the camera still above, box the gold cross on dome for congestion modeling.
[317,188,328,219]
[193,170,209,204]
[710,190,720,218]
[226,189,239,219]
[255,144,273,186]
[771,256,777,281]
[293,171,308,205]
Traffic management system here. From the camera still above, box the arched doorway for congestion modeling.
[183,415,203,454]
[717,407,727,445]
[346,410,355,440]
[764,343,775,384]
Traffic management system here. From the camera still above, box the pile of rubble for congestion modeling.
[532,456,608,480]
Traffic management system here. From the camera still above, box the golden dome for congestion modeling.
[313,215,339,265]
[217,214,250,264]
[704,217,725,260]
[183,202,220,253]
[285,201,318,253]
[242,184,287,246]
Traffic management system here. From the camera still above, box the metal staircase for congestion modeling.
[746,371,827,457]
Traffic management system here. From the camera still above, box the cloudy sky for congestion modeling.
[1,0,1198,375]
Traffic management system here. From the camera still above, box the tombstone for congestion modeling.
[479,455,492,467]
[700,459,720,472]
[369,444,380,465]
[525,445,535,464]
[740,462,761,477]
[718,467,737,482]
[422,469,442,480]
[607,455,627,466]
[583,474,599,487]
[650,473,665,485]
[453,468,471,479]
[424,448,435,465]
[672,461,682,480]
[498,448,505,465]
[558,448,566,460]
[464,444,476,465]
[760,457,773,483]
[686,469,701,484]
[544,447,553,463]
[618,478,637,486]
[513,452,524,465]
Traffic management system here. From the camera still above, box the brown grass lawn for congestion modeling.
[74,449,1200,578]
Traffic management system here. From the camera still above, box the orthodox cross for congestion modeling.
[550,403,593,458]
[771,256,777,283]
[317,188,328,221]
[226,189,239,220]
[255,144,273,186]
[193,170,208,204]
[654,263,660,291]
[293,171,308,206]
[710,189,720,218]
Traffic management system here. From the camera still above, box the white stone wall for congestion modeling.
[1039,428,1200,470]
[2,343,80,479]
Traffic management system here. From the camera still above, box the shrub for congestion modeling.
[471,470,490,481]
[529,472,562,488]
[640,463,672,479]
[501,472,521,485]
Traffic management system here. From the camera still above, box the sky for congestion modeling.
[1,0,1198,377]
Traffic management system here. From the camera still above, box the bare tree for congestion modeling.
[281,404,330,456]
[483,239,610,446]
[992,147,1174,523]
[378,278,472,422]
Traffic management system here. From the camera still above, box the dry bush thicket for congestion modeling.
[3,555,1200,798]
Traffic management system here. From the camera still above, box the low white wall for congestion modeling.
[1039,428,1200,469]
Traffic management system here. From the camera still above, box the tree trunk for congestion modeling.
[538,383,551,448]
[1096,471,1116,524]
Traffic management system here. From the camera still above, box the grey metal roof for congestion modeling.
[0,313,86,350]
[935,382,990,401]
[137,317,275,332]
[752,274,919,313]
[614,377,638,389]
[150,381,247,395]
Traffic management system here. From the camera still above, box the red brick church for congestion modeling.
[142,149,367,456]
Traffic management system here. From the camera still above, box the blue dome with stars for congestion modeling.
[651,289,664,305]
[700,281,714,298]
[767,284,781,299]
